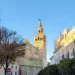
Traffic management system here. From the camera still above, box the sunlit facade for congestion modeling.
[51,26,75,64]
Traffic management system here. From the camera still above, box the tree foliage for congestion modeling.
[47,62,50,66]
[0,27,24,75]
[38,58,75,75]
[37,65,61,75]
[58,58,75,75]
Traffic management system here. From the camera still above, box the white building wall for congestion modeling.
[20,65,42,75]
[0,66,4,75]
[0,64,19,75]
[10,64,19,75]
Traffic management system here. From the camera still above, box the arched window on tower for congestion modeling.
[39,30,40,33]
[35,38,37,41]
[38,37,39,40]
[40,38,43,40]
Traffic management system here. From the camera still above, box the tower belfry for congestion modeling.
[34,19,46,49]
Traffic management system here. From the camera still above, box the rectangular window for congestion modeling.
[11,72,13,75]
[15,66,17,69]
[71,51,73,56]
[11,65,13,69]
[62,55,64,60]
[73,49,75,57]
[15,72,17,75]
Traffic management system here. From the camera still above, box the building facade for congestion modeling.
[16,20,46,75]
[0,20,46,75]
[51,26,75,64]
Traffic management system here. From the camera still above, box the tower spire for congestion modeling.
[34,20,46,49]
[38,19,42,27]
[38,19,43,33]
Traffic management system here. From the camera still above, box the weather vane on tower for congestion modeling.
[38,19,42,26]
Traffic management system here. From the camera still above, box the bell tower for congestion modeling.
[34,19,46,49]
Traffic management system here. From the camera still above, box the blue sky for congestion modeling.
[0,0,75,62]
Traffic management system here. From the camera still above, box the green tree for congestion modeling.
[37,65,61,75]
[47,62,50,66]
[37,69,44,75]
[58,58,75,75]
[0,27,24,75]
